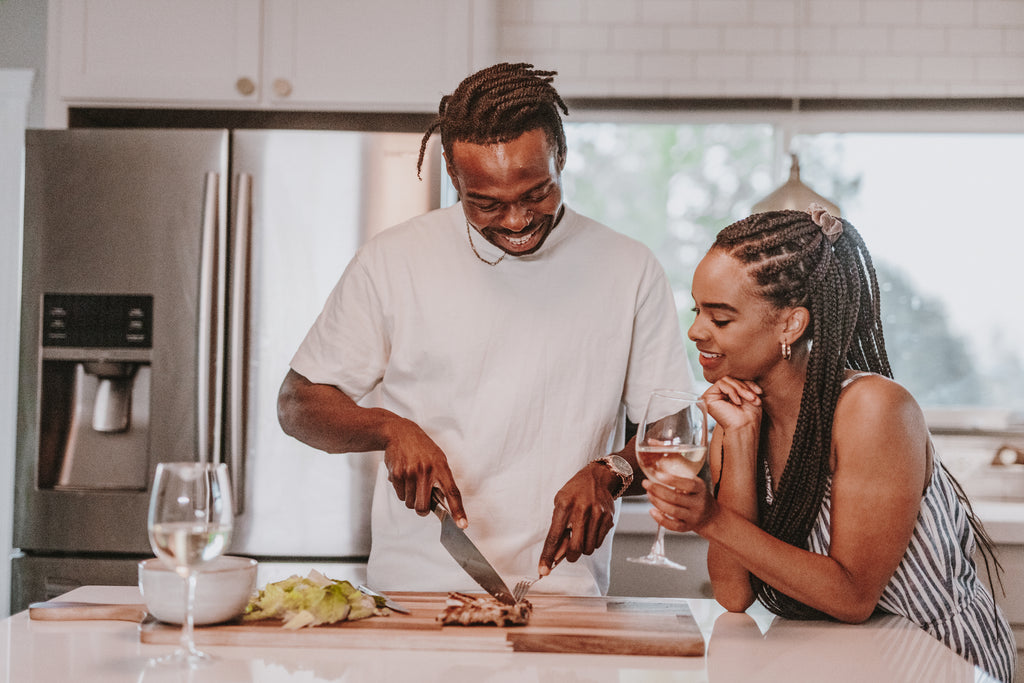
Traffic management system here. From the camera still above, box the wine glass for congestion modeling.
[147,462,233,666]
[628,390,708,570]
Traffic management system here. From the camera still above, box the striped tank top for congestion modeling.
[764,373,1017,681]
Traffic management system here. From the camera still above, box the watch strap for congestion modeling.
[594,454,634,499]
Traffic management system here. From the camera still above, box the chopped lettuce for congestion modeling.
[243,570,388,629]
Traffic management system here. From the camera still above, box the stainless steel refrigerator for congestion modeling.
[12,128,445,612]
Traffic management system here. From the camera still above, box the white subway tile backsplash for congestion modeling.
[946,27,1005,55]
[536,52,585,77]
[612,25,666,52]
[694,53,751,82]
[889,27,948,55]
[494,0,1024,99]
[798,24,840,54]
[803,53,863,83]
[640,53,696,81]
[975,55,1024,82]
[556,24,612,51]
[863,1,918,26]
[977,0,1024,27]
[538,0,585,24]
[919,1,977,26]
[584,0,639,23]
[807,0,862,25]
[832,26,891,53]
[585,52,640,80]
[1005,28,1024,55]
[862,55,920,82]
[640,0,696,24]
[919,55,976,81]
[750,0,800,26]
[667,26,725,52]
[723,26,779,52]
[749,54,798,82]
[695,0,751,25]
[499,24,557,53]
[609,78,670,97]
[497,1,532,25]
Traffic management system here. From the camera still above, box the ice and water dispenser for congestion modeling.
[37,293,153,490]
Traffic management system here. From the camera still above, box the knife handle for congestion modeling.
[430,487,448,519]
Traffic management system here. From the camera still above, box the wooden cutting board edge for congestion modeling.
[138,593,706,657]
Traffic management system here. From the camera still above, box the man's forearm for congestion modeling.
[277,369,399,454]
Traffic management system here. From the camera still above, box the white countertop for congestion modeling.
[0,585,995,683]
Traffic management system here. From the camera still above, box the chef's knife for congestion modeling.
[431,488,516,605]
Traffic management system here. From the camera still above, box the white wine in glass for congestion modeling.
[147,462,233,666]
[628,390,708,570]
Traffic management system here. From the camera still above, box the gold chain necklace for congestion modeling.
[466,219,505,266]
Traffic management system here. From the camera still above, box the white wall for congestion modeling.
[0,0,47,127]
[0,69,33,619]
[497,0,1024,98]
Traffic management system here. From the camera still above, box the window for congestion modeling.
[563,115,1024,421]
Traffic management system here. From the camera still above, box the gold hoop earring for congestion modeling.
[781,340,792,361]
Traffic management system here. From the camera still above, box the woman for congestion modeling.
[645,205,1016,681]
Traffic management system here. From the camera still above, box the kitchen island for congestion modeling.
[0,585,999,682]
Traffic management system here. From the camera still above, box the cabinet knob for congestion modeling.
[235,77,256,96]
[272,78,293,98]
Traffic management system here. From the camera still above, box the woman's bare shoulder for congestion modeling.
[837,373,921,418]
[833,373,928,465]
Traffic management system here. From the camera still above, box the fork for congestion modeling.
[514,543,570,602]
[513,552,563,602]
[512,577,539,603]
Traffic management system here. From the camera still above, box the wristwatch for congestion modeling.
[593,454,634,499]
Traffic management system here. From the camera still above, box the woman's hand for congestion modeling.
[643,472,717,534]
[702,377,763,433]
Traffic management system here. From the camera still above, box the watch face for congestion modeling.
[608,455,633,476]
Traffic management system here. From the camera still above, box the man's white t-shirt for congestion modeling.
[291,203,693,595]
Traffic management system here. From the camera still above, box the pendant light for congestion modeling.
[752,153,840,216]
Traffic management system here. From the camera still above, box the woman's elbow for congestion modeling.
[829,599,877,624]
[714,590,755,614]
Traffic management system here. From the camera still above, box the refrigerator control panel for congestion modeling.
[42,293,153,348]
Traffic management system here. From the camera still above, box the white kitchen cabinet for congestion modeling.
[46,0,491,125]
[262,0,478,110]
[50,0,262,107]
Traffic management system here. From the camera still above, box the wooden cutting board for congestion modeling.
[140,592,705,657]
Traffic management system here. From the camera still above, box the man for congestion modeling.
[278,63,693,595]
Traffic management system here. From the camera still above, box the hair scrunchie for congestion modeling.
[808,203,843,243]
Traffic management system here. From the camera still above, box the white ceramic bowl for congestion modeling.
[138,555,257,625]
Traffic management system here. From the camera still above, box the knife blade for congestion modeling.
[431,488,516,605]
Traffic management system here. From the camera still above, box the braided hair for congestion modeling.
[416,62,569,178]
[713,209,890,619]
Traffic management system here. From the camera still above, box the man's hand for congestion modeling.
[278,369,468,527]
[538,461,618,574]
[382,417,467,528]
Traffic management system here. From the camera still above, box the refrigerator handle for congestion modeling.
[227,172,253,514]
[197,172,223,466]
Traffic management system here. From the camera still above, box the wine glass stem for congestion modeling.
[181,570,198,655]
[652,525,669,557]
